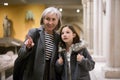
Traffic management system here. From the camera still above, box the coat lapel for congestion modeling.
[38,26,45,48]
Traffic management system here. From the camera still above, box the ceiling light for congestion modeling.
[59,8,62,12]
[4,3,8,6]
[76,9,80,13]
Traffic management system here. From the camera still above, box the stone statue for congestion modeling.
[3,16,11,37]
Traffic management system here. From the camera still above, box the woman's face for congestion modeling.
[43,13,59,34]
[61,27,76,45]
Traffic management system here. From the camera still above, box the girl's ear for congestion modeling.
[73,33,76,38]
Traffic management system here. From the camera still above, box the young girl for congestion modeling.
[55,24,95,80]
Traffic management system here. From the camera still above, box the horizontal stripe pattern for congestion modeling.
[45,32,54,60]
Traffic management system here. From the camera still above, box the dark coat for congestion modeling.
[56,48,95,80]
[13,26,60,80]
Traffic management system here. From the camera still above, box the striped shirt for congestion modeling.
[45,32,54,60]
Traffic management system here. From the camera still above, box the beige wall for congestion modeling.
[0,4,45,41]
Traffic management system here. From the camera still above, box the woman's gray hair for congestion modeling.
[40,7,62,30]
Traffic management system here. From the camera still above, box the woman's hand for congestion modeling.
[77,54,84,62]
[24,35,34,49]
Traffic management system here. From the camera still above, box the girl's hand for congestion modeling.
[24,35,34,49]
[77,54,84,62]
[57,57,63,65]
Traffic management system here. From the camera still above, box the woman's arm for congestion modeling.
[17,28,38,59]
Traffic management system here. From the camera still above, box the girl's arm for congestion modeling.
[77,48,95,71]
[55,56,64,74]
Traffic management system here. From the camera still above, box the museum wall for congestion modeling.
[0,4,45,41]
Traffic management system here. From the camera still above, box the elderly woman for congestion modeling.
[13,7,62,80]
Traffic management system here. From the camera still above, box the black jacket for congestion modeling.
[13,26,60,80]
[56,48,95,80]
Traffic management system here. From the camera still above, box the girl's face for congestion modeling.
[61,27,76,45]
[43,13,59,34]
